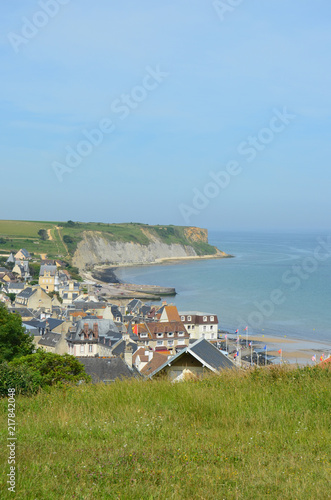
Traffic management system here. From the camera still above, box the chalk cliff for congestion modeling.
[72,227,227,270]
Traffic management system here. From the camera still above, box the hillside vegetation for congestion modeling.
[0,221,219,261]
[0,365,330,499]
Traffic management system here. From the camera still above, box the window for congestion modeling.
[210,325,213,330]
[140,333,148,338]
[89,345,93,352]
[210,316,214,321]
[187,325,191,330]
[187,316,191,321]
[168,332,173,337]
[157,333,163,338]
[178,331,184,336]
[181,316,185,321]
[203,326,206,331]
[156,340,163,346]
[80,345,84,353]
[168,340,174,346]
[203,316,207,322]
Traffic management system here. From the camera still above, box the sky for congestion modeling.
[0,0,330,231]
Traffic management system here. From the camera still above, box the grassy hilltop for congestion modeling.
[0,220,218,262]
[0,365,330,499]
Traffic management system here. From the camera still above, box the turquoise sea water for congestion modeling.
[115,232,331,343]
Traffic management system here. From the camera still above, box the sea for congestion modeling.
[114,231,331,344]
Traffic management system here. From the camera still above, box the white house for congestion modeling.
[179,312,219,340]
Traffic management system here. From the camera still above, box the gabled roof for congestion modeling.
[162,305,181,322]
[77,357,136,383]
[15,248,30,259]
[141,352,170,376]
[146,338,234,378]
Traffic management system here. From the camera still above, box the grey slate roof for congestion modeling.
[146,338,234,378]
[39,265,57,276]
[77,357,136,383]
[189,338,234,371]
[38,332,62,347]
[7,283,25,291]
[17,287,36,299]
[8,307,36,318]
[67,318,119,342]
[111,340,138,356]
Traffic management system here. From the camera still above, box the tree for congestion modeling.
[38,229,48,241]
[5,293,16,303]
[29,263,41,277]
[0,306,35,362]
[10,352,91,387]
[63,235,74,244]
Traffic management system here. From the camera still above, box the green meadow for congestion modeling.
[0,221,218,261]
[0,365,330,499]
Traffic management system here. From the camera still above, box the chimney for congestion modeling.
[124,343,133,368]
[83,322,89,339]
[93,322,99,339]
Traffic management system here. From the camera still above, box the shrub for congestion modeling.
[0,361,42,396]
[10,352,91,388]
[0,305,35,362]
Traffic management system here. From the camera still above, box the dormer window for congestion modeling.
[203,316,207,322]
[157,333,163,338]
[140,333,148,338]
[178,331,184,336]
[181,316,185,321]
[187,316,191,321]
[168,332,173,337]
[210,316,214,321]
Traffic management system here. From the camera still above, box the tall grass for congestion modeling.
[0,365,330,499]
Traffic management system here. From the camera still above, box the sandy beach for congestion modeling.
[221,332,331,366]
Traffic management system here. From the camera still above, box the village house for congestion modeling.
[0,270,17,284]
[15,286,52,311]
[130,320,190,354]
[39,264,59,292]
[14,248,31,260]
[12,260,31,280]
[60,281,80,304]
[179,312,219,340]
[38,332,68,354]
[66,318,123,357]
[146,338,234,381]
[3,282,26,295]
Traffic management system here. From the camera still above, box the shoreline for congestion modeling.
[81,264,331,365]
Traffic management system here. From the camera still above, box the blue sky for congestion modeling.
[1,0,330,231]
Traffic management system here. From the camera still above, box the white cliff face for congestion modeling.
[72,232,201,270]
